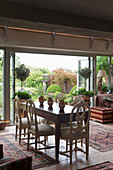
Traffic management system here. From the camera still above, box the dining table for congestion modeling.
[22,101,89,161]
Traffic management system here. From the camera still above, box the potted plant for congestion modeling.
[12,90,31,100]
[15,64,30,88]
[77,87,95,106]
[37,84,45,106]
[12,90,32,117]
[47,94,54,109]
[64,96,73,106]
[57,93,66,111]
[78,67,91,89]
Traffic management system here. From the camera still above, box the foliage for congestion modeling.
[27,68,50,88]
[110,85,113,93]
[27,72,42,87]
[69,85,77,96]
[84,91,95,97]
[47,94,53,99]
[47,84,62,93]
[102,83,108,92]
[78,67,91,79]
[78,67,91,88]
[64,97,73,104]
[12,90,31,99]
[50,68,77,92]
[0,84,2,107]
[77,87,95,97]
[52,91,61,101]
[57,93,66,102]
[77,88,86,95]
[36,83,45,97]
[15,64,30,87]
[96,56,113,76]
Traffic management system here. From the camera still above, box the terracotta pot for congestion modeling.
[0,120,10,130]
[59,101,65,111]
[39,96,45,106]
[47,98,53,109]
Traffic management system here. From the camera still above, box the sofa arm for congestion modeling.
[0,144,3,158]
[0,156,32,170]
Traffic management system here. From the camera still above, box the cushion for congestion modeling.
[30,124,55,136]
[103,96,113,103]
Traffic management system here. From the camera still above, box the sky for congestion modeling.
[16,53,87,71]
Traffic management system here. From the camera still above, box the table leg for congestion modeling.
[55,118,60,161]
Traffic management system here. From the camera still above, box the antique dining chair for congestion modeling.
[15,95,28,145]
[60,101,91,164]
[65,95,85,150]
[26,99,55,156]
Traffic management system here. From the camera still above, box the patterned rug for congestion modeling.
[0,134,58,169]
[89,123,113,152]
[78,161,113,170]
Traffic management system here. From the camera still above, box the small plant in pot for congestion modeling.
[47,94,54,109]
[57,93,66,112]
[37,84,45,106]
[12,90,32,100]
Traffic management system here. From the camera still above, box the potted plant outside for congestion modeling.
[57,93,66,111]
[78,67,91,89]
[37,84,45,106]
[47,95,54,109]
[77,88,95,106]
[12,90,32,117]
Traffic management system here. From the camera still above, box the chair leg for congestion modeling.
[70,140,72,164]
[75,139,77,156]
[24,128,26,137]
[66,140,68,151]
[15,126,18,141]
[44,136,46,146]
[86,138,89,160]
[27,132,30,150]
[19,129,21,145]
[81,139,83,147]
[35,136,37,156]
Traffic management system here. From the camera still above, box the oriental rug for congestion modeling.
[89,123,113,152]
[0,134,58,169]
[78,161,113,170]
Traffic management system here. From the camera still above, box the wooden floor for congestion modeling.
[1,121,113,170]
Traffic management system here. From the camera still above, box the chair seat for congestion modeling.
[30,124,55,136]
[60,127,86,140]
[17,118,28,128]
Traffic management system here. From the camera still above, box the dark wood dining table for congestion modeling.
[22,101,89,161]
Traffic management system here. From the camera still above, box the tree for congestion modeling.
[96,56,113,76]
[15,64,30,88]
[78,67,91,89]
[50,68,77,93]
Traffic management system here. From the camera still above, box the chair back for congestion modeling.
[70,101,90,138]
[26,99,37,129]
[73,95,85,105]
[15,95,21,124]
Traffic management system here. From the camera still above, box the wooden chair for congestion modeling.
[60,101,91,164]
[15,95,28,145]
[66,96,85,150]
[26,99,55,156]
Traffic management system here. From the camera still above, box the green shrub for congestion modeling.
[84,91,95,97]
[64,97,73,104]
[77,87,86,95]
[47,84,62,93]
[12,90,31,99]
[69,85,77,96]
